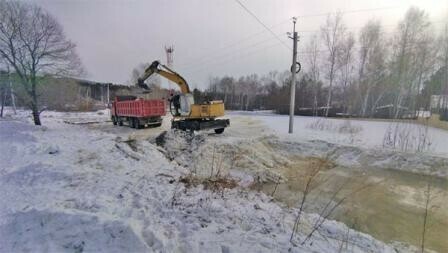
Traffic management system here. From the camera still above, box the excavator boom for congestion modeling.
[137,61,190,93]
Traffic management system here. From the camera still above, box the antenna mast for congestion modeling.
[164,45,174,89]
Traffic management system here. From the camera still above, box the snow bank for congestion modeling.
[0,209,148,253]
[158,128,448,180]
[0,114,413,253]
[156,130,287,184]
[269,138,448,178]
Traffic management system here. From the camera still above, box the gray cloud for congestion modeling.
[32,0,447,89]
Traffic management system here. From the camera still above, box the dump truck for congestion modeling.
[111,95,165,128]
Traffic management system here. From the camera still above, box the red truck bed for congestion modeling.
[111,96,166,128]
[112,99,165,117]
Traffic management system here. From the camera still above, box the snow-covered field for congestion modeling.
[228,111,448,178]
[229,111,448,157]
[1,108,445,252]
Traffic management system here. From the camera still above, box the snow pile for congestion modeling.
[156,130,287,184]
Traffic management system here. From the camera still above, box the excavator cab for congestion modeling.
[169,93,194,117]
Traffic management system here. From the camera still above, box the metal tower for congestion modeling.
[164,46,174,89]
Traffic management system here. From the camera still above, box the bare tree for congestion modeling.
[289,159,323,242]
[421,183,431,253]
[407,24,439,113]
[439,23,448,113]
[217,76,234,105]
[0,1,82,125]
[391,7,431,118]
[337,32,355,113]
[321,12,346,117]
[357,20,388,117]
[420,181,442,253]
[0,59,6,117]
[301,178,375,246]
[6,64,16,114]
[0,70,5,117]
[305,34,321,116]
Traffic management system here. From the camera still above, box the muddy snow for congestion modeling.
[1,108,447,252]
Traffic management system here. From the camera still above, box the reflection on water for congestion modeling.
[258,157,448,253]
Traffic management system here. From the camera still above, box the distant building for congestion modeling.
[373,104,417,119]
[58,79,171,111]
[2,73,170,111]
[430,95,448,112]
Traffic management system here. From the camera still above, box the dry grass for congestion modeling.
[335,114,448,131]
[179,174,238,191]
[417,114,448,131]
[306,118,362,135]
[382,121,432,152]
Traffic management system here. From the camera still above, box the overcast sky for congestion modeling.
[32,0,447,89]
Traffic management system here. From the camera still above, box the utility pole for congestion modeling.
[107,83,110,107]
[288,17,299,134]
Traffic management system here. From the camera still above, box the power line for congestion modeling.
[180,33,284,71]
[176,19,289,67]
[295,19,447,34]
[182,41,287,75]
[181,40,287,75]
[177,5,404,68]
[178,25,433,73]
[177,6,442,78]
[182,21,446,72]
[182,25,445,79]
[233,0,291,51]
[295,6,401,19]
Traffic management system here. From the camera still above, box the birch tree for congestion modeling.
[439,23,448,115]
[305,34,321,115]
[357,20,388,117]
[391,7,431,118]
[321,13,346,116]
[337,32,355,112]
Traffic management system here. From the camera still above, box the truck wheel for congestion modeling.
[214,128,225,134]
[135,119,142,129]
[112,117,117,125]
[130,118,136,128]
[171,121,179,130]
[118,120,123,126]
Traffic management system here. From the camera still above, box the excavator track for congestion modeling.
[171,119,230,133]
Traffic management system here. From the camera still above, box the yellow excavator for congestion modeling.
[136,60,230,134]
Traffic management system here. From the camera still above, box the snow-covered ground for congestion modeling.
[0,108,443,252]
[227,111,448,178]
[229,111,448,157]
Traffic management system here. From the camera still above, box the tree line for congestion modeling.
[198,8,448,119]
